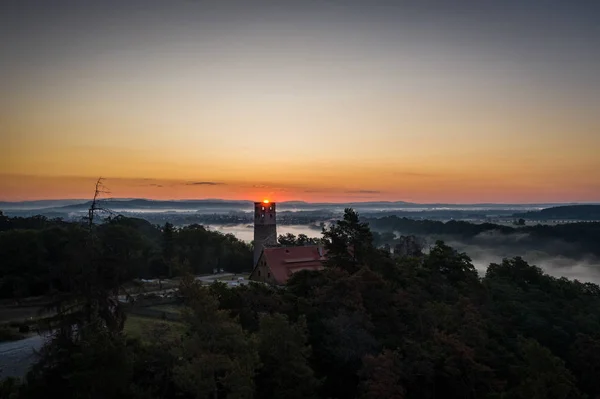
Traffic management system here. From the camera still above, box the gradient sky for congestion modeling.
[1,0,599,203]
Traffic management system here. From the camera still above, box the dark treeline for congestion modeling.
[277,232,324,246]
[2,209,600,398]
[0,211,252,299]
[513,205,600,221]
[2,209,331,228]
[368,215,600,258]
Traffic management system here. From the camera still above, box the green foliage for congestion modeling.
[486,256,545,286]
[359,349,406,399]
[0,377,20,399]
[209,281,289,333]
[423,240,479,288]
[368,216,600,258]
[123,315,183,340]
[128,324,182,399]
[514,204,600,221]
[175,224,252,275]
[322,208,375,272]
[507,337,582,399]
[0,326,24,342]
[255,314,320,399]
[4,209,600,398]
[278,232,323,246]
[569,333,600,396]
[20,321,135,399]
[173,276,259,399]
[393,234,425,258]
[0,214,252,299]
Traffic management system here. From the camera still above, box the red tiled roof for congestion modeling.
[261,245,327,285]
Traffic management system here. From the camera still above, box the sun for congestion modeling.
[263,199,270,204]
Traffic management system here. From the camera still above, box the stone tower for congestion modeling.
[253,200,277,266]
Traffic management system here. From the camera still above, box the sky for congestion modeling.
[1,0,599,203]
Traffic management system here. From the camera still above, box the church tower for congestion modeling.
[253,200,277,266]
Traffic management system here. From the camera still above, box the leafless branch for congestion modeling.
[87,177,116,229]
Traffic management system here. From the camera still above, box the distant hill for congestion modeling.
[0,199,87,210]
[53,199,253,211]
[0,198,590,213]
[513,205,600,220]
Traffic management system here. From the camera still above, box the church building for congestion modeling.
[253,200,277,266]
[250,200,326,285]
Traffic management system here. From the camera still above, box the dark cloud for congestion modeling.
[186,181,224,186]
[345,190,381,194]
[136,182,164,187]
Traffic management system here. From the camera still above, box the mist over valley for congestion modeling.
[3,198,600,283]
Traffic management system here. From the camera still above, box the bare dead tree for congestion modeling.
[85,179,142,306]
[87,177,112,230]
[41,177,129,337]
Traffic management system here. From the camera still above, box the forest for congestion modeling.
[368,215,600,259]
[512,205,600,221]
[0,211,252,299]
[1,209,600,398]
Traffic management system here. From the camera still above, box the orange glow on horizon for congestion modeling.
[1,2,600,204]
[0,173,599,204]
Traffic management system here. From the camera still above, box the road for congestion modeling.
[0,274,249,379]
[0,334,48,379]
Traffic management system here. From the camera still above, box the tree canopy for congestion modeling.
[2,208,600,399]
[0,215,252,299]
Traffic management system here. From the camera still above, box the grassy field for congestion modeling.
[146,304,183,315]
[124,314,184,340]
[1,313,183,343]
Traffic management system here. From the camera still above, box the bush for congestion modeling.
[0,326,23,342]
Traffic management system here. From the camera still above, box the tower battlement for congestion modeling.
[253,201,277,266]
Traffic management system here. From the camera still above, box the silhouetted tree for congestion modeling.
[174,275,259,399]
[255,314,320,399]
[278,233,322,246]
[322,208,374,273]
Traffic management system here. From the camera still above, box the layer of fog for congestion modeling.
[399,230,600,285]
[206,224,321,243]
[209,223,600,285]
